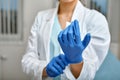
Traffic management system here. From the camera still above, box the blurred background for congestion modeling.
[0,0,120,80]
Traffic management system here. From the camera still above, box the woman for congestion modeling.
[21,0,110,80]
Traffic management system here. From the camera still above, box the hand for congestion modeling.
[46,54,68,77]
[58,20,91,64]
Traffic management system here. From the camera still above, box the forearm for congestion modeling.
[70,62,83,79]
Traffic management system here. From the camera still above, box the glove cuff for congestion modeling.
[65,55,83,64]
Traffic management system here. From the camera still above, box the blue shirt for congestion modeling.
[50,15,62,80]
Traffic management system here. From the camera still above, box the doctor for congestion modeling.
[21,0,110,80]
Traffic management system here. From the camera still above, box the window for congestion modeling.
[0,0,22,41]
[90,0,108,17]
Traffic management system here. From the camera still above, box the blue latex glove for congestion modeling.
[58,20,91,63]
[46,54,68,77]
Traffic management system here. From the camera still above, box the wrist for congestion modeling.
[42,67,48,77]
[65,55,83,64]
[70,62,84,78]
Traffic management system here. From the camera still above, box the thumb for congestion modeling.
[82,33,91,48]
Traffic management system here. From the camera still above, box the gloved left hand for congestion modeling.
[46,54,68,77]
[58,20,91,64]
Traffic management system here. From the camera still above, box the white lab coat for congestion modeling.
[21,1,110,80]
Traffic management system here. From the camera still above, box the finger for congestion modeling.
[56,57,65,69]
[50,65,60,76]
[53,62,63,74]
[46,64,58,77]
[74,20,80,36]
[73,20,81,44]
[59,54,68,66]
[58,31,64,45]
[62,27,69,45]
[82,33,91,48]
[67,22,74,46]
[46,69,55,77]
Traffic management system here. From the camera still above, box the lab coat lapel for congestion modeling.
[44,7,58,62]
[71,0,85,22]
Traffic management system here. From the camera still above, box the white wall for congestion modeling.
[108,0,120,59]
[108,0,120,43]
[23,0,54,43]
[0,0,54,80]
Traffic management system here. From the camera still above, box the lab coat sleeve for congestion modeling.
[64,10,111,80]
[21,13,47,79]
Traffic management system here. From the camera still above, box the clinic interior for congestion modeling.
[0,0,120,80]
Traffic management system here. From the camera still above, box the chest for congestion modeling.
[37,16,88,61]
